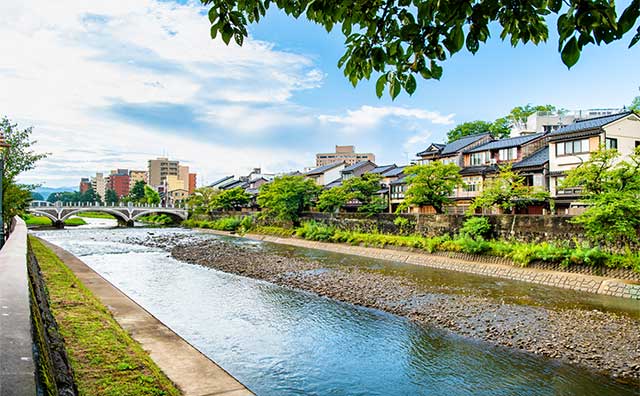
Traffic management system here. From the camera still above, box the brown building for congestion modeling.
[79,178,91,194]
[148,157,179,188]
[316,145,375,167]
[129,170,148,189]
[188,173,197,194]
[108,169,130,198]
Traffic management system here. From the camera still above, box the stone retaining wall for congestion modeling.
[208,230,640,300]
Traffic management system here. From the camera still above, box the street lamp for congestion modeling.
[0,130,10,248]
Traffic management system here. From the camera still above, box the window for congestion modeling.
[498,147,517,161]
[470,152,487,166]
[555,139,590,156]
[441,157,456,165]
[636,141,640,148]
[605,138,618,150]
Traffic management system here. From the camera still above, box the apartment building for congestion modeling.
[129,170,148,189]
[189,173,197,194]
[148,157,179,188]
[108,169,130,198]
[79,178,91,194]
[316,145,375,167]
[91,172,107,200]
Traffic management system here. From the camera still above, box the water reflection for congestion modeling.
[33,227,639,395]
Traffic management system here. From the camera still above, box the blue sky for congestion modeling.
[1,1,638,187]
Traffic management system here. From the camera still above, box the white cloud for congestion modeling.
[0,0,325,186]
[318,105,455,134]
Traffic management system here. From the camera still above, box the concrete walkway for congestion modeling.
[40,239,253,396]
[0,218,35,396]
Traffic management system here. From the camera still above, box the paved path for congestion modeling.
[0,218,35,396]
[40,239,253,396]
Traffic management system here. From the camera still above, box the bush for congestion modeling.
[296,221,336,241]
[459,216,492,240]
[252,226,295,237]
[212,216,243,231]
[456,236,492,254]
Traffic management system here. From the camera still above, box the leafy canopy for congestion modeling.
[144,185,161,205]
[104,189,119,204]
[203,0,640,98]
[211,187,252,211]
[187,187,221,214]
[398,161,462,214]
[257,175,320,224]
[129,180,147,202]
[317,173,386,214]
[1,117,48,228]
[630,96,640,112]
[469,163,548,214]
[562,146,640,247]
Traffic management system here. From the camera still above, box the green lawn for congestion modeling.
[24,215,87,227]
[75,211,116,219]
[29,237,181,396]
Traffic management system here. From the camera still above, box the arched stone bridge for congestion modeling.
[28,201,189,228]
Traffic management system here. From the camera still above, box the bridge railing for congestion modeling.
[30,201,188,210]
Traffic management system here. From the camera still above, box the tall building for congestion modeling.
[188,173,197,194]
[178,165,189,186]
[79,178,91,194]
[108,169,130,198]
[91,172,107,200]
[316,145,375,167]
[129,170,148,189]
[148,157,179,188]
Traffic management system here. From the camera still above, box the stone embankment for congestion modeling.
[132,233,640,385]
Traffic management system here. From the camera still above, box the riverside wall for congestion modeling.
[206,212,584,244]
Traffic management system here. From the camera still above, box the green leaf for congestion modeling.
[221,25,233,45]
[210,25,218,40]
[618,1,640,35]
[208,7,218,24]
[430,60,443,79]
[405,74,417,95]
[389,77,401,99]
[630,26,640,48]
[419,67,432,79]
[375,74,386,98]
[561,36,580,68]
[445,25,464,54]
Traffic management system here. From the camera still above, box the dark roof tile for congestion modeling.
[305,162,345,175]
[548,111,634,136]
[512,147,549,169]
[466,133,544,153]
[441,133,492,155]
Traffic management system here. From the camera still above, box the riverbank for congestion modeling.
[142,232,640,385]
[33,237,254,396]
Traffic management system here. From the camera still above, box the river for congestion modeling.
[34,219,640,395]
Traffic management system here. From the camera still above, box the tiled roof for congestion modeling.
[305,162,345,176]
[390,174,408,185]
[342,160,374,172]
[548,111,634,137]
[513,147,549,169]
[369,164,396,174]
[441,133,491,155]
[416,143,446,156]
[325,178,343,189]
[466,133,544,153]
[459,165,497,176]
[209,175,234,188]
[381,166,406,177]
[220,180,247,190]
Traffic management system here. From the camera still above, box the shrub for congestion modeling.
[459,216,492,240]
[212,216,243,231]
[562,244,608,268]
[456,236,491,254]
[239,216,254,233]
[295,221,336,241]
[252,225,295,237]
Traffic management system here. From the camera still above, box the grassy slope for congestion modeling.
[24,215,87,226]
[75,212,116,219]
[29,237,181,396]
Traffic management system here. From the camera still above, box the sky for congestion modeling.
[1,0,639,188]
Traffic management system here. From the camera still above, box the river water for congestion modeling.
[34,220,640,395]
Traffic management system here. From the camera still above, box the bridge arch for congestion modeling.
[131,210,188,222]
[60,208,130,223]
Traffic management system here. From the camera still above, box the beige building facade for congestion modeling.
[129,170,148,189]
[316,145,375,167]
[148,157,179,188]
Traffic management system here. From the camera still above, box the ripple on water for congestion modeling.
[33,227,640,396]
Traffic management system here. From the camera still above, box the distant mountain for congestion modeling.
[34,186,77,200]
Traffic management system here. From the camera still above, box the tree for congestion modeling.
[507,104,557,130]
[211,187,252,211]
[104,189,118,204]
[630,96,640,112]
[31,192,44,201]
[47,191,80,203]
[257,175,320,225]
[317,173,386,214]
[81,187,100,203]
[187,187,220,214]
[561,146,640,247]
[129,180,147,202]
[399,162,462,214]
[204,0,640,98]
[469,164,548,214]
[1,117,48,229]
[446,121,492,143]
[144,185,161,205]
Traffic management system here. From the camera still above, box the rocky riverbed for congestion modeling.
[128,233,640,384]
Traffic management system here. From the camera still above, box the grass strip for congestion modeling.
[29,236,181,396]
[75,211,116,219]
[24,215,87,227]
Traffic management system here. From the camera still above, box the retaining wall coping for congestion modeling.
[0,217,36,395]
